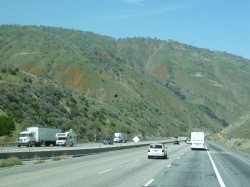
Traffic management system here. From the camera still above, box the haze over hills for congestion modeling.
[0,25,250,141]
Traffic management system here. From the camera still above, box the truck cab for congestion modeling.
[17,131,35,147]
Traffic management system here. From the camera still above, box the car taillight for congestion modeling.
[148,148,150,152]
[162,149,164,152]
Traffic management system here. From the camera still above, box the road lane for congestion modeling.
[0,142,189,187]
[145,147,221,187]
[207,141,250,187]
[144,141,250,187]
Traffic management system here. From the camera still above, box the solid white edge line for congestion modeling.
[98,169,112,175]
[144,179,154,186]
[207,149,226,187]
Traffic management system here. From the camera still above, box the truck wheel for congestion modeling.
[18,145,20,147]
[27,143,32,147]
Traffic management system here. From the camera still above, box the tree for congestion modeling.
[0,115,15,136]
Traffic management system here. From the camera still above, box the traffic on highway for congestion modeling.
[0,140,249,187]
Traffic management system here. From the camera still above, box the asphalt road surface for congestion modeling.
[144,141,250,187]
[0,141,249,187]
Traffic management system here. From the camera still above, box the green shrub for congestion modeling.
[0,157,22,167]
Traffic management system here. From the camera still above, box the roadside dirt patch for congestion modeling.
[217,138,250,154]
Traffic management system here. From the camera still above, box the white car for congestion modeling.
[148,143,167,159]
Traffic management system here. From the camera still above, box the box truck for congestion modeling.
[56,129,77,146]
[113,133,127,143]
[17,127,62,147]
[190,132,205,150]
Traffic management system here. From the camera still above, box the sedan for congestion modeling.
[173,140,180,145]
[148,143,167,159]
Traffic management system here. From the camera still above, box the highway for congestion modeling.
[0,140,162,153]
[0,141,249,187]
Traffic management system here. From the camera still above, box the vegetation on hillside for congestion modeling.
[0,25,250,142]
[0,115,15,136]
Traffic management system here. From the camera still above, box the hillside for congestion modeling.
[1,25,250,141]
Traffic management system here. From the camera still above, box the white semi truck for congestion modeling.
[17,127,62,147]
[113,133,127,143]
[190,132,205,150]
[55,129,77,146]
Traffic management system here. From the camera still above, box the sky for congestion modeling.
[0,0,249,59]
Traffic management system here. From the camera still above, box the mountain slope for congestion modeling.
[1,25,250,141]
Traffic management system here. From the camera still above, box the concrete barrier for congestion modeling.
[0,141,173,160]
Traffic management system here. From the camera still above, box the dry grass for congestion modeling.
[33,157,45,164]
[51,155,72,161]
[0,157,22,167]
[217,138,250,154]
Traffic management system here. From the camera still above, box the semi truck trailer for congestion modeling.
[17,127,62,147]
[113,133,127,143]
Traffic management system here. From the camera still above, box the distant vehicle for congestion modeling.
[17,127,62,147]
[186,140,191,144]
[56,129,77,146]
[148,143,167,159]
[191,132,205,150]
[113,133,127,143]
[103,137,113,145]
[173,140,180,145]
